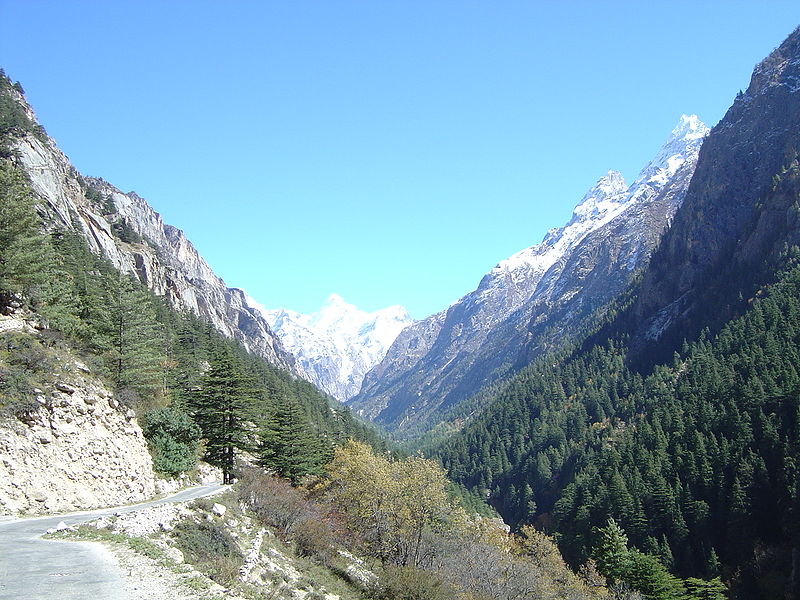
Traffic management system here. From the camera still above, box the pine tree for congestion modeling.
[142,406,201,476]
[593,518,631,585]
[190,347,252,484]
[0,157,50,306]
[683,577,727,600]
[255,395,324,482]
[624,549,685,600]
[106,273,164,401]
[705,548,721,579]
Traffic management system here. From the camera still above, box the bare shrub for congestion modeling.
[237,467,350,568]
[237,467,310,536]
[172,517,242,586]
[372,565,454,600]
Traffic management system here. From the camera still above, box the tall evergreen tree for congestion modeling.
[106,273,164,401]
[0,157,50,306]
[255,395,324,482]
[593,518,631,585]
[190,347,252,484]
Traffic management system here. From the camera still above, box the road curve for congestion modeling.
[0,482,228,600]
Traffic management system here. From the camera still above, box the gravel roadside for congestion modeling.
[111,542,218,600]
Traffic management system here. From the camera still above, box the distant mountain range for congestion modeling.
[349,115,708,435]
[251,294,413,401]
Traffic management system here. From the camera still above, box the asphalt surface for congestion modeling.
[0,482,227,600]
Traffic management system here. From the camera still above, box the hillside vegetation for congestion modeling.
[0,69,384,486]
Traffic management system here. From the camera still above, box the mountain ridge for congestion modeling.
[350,114,709,434]
[4,83,303,377]
[598,26,800,369]
[429,27,800,598]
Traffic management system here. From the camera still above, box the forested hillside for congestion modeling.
[0,70,384,487]
[436,249,800,597]
[430,27,800,600]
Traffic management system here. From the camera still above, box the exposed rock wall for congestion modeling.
[606,26,800,368]
[6,86,300,376]
[0,342,157,514]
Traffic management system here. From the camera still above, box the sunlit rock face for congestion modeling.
[8,87,300,376]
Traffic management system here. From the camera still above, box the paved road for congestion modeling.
[0,482,227,600]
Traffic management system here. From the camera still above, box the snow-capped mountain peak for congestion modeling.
[671,114,709,141]
[249,295,414,401]
[570,170,628,223]
[484,168,631,299]
[351,115,709,429]
[635,114,710,188]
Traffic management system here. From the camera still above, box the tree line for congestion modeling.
[432,250,800,598]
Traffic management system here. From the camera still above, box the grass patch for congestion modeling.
[47,525,168,562]
[181,575,210,592]
[172,517,243,587]
[0,332,53,413]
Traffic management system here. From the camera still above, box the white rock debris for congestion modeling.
[0,351,157,514]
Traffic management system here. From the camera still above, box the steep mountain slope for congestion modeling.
[431,26,800,599]
[2,81,300,375]
[351,115,708,434]
[0,311,158,514]
[603,26,800,369]
[254,294,413,401]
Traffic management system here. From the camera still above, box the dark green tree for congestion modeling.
[255,395,325,483]
[623,550,685,600]
[190,347,252,484]
[0,158,50,306]
[142,406,201,476]
[683,577,727,600]
[106,273,164,401]
[593,518,630,585]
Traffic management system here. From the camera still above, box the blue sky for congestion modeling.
[1,2,798,319]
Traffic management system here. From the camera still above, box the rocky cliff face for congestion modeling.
[6,88,299,375]
[350,116,708,432]
[0,315,156,514]
[256,294,413,401]
[606,26,800,368]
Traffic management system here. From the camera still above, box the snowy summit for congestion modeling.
[250,294,414,401]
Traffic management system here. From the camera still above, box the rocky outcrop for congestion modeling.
[5,86,299,376]
[351,116,708,433]
[83,496,367,600]
[0,346,157,514]
[604,26,800,368]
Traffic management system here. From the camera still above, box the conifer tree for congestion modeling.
[142,406,201,476]
[683,577,727,600]
[255,395,324,482]
[0,158,49,306]
[593,518,631,585]
[106,273,164,400]
[623,550,685,600]
[190,347,252,484]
